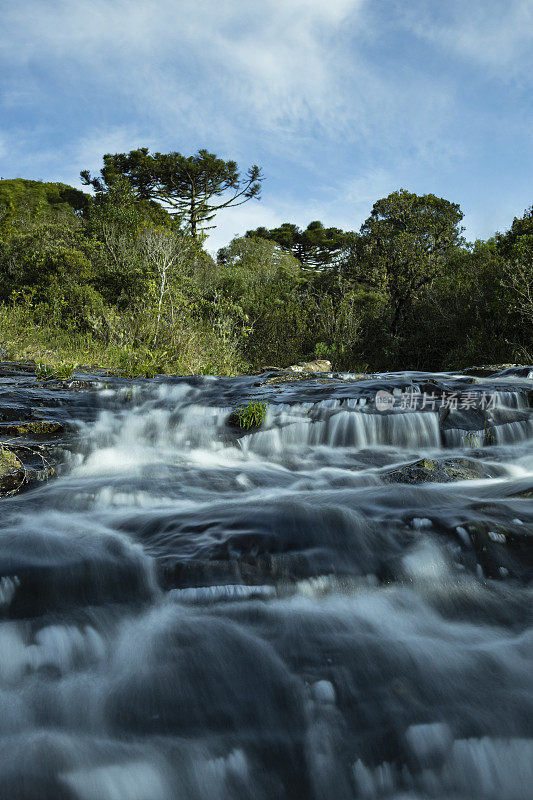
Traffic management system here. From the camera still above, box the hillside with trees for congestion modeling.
[0,150,531,376]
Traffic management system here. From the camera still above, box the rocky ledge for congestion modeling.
[0,360,101,498]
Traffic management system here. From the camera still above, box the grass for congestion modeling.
[36,361,79,379]
[0,304,248,378]
[235,398,268,429]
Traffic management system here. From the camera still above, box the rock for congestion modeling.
[384,457,499,485]
[461,363,530,378]
[0,447,24,496]
[288,359,332,373]
[455,520,533,580]
[0,420,64,437]
[0,443,57,497]
[261,359,332,374]
[510,486,533,499]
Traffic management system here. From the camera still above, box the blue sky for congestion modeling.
[1,0,532,251]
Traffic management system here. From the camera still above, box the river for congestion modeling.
[0,367,532,799]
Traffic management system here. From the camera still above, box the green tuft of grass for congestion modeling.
[235,398,268,429]
[36,361,78,380]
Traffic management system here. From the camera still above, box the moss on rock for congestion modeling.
[384,457,496,485]
[4,420,64,436]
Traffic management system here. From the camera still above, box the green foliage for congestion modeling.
[82,148,263,238]
[0,179,88,234]
[235,398,268,429]
[0,172,531,376]
[36,361,78,379]
[245,220,351,268]
[217,236,301,278]
[349,189,465,336]
[463,423,496,449]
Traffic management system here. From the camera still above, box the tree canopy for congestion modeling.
[1,171,531,376]
[245,220,350,268]
[0,179,88,233]
[350,189,465,333]
[81,148,263,238]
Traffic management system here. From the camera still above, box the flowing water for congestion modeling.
[0,368,532,800]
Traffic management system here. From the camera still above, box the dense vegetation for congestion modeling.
[0,151,531,376]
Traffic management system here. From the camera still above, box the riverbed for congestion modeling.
[0,365,532,799]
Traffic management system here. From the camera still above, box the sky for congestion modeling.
[1,0,532,252]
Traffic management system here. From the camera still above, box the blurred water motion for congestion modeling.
[0,369,532,799]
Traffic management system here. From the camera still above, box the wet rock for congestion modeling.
[0,443,58,497]
[106,614,305,737]
[510,486,533,499]
[262,372,344,386]
[0,420,64,437]
[0,524,155,618]
[461,364,532,378]
[455,520,533,581]
[0,360,37,378]
[160,552,316,590]
[63,378,100,390]
[384,457,497,484]
[0,447,24,496]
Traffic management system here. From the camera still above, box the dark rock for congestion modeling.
[456,520,533,580]
[0,420,64,437]
[510,486,533,499]
[384,457,498,484]
[0,464,25,496]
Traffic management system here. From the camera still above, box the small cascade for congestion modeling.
[242,404,441,454]
[326,408,440,448]
[491,389,530,410]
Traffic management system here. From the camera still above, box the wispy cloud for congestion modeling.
[0,0,366,137]
[1,0,530,243]
[399,0,533,79]
[0,0,458,163]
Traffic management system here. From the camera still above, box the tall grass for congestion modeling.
[0,304,249,377]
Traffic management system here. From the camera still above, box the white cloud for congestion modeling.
[0,0,458,165]
[204,187,361,253]
[3,0,512,244]
[400,0,533,78]
[72,126,149,181]
[0,0,366,138]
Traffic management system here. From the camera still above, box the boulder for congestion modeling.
[262,359,332,374]
[383,457,499,485]
[288,359,332,373]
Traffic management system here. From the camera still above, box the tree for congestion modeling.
[81,148,263,238]
[139,228,199,344]
[495,205,533,260]
[245,220,350,268]
[351,189,464,334]
[497,209,533,353]
[217,235,301,277]
[0,179,88,235]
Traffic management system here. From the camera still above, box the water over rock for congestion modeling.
[0,363,532,799]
